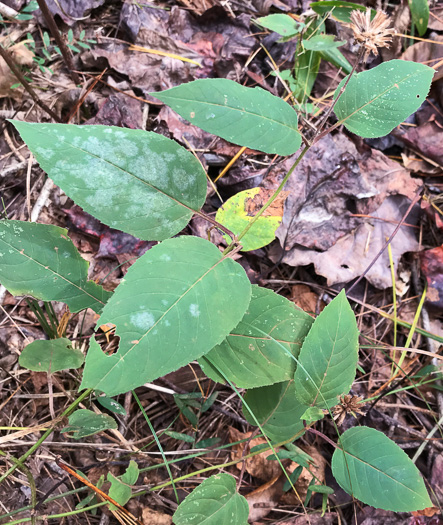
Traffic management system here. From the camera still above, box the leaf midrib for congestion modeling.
[156,93,299,131]
[1,236,105,306]
[336,69,425,127]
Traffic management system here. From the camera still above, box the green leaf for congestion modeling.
[319,47,352,75]
[303,35,346,51]
[255,14,304,37]
[10,122,207,241]
[408,0,429,36]
[61,409,117,439]
[81,236,251,396]
[165,431,195,443]
[310,1,370,22]
[333,60,435,138]
[95,393,126,415]
[19,338,84,372]
[173,473,249,525]
[300,407,325,423]
[332,426,432,511]
[215,188,283,251]
[0,220,111,313]
[151,79,302,156]
[108,460,139,507]
[200,285,313,388]
[293,49,321,102]
[243,381,308,442]
[294,290,359,409]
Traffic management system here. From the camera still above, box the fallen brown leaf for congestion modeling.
[142,507,172,525]
[0,40,34,99]
[246,475,283,522]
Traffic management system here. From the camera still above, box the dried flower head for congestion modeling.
[349,8,395,61]
[333,394,366,426]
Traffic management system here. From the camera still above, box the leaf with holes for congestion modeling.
[80,236,251,396]
[243,381,309,442]
[333,60,434,138]
[294,290,359,409]
[200,286,313,388]
[173,473,249,525]
[19,338,84,372]
[11,121,207,241]
[0,220,111,313]
[332,426,432,511]
[152,79,302,155]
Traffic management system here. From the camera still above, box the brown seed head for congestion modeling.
[333,394,366,426]
[349,8,395,61]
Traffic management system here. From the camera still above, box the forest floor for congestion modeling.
[0,0,443,524]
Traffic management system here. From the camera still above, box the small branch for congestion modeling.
[35,0,81,85]
[306,427,338,448]
[0,44,61,122]
[193,209,236,242]
[0,2,18,18]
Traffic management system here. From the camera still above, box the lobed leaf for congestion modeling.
[80,236,251,396]
[332,426,432,511]
[200,286,313,388]
[11,122,207,241]
[294,290,359,409]
[173,473,249,525]
[333,60,435,138]
[19,338,84,372]
[152,79,302,155]
[0,220,111,313]
[243,381,309,442]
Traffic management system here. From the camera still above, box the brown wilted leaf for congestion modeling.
[177,0,218,16]
[246,475,283,522]
[290,284,321,315]
[0,40,34,99]
[142,507,172,525]
[228,427,282,481]
[281,446,326,504]
[245,189,289,218]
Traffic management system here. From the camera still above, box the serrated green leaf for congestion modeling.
[333,60,435,138]
[61,409,117,439]
[215,188,283,251]
[294,290,359,409]
[19,338,84,372]
[173,473,249,525]
[152,79,302,155]
[408,0,429,36]
[200,286,313,388]
[81,236,251,396]
[243,381,308,442]
[255,14,304,37]
[108,460,139,507]
[0,220,111,313]
[332,426,432,511]
[303,34,346,51]
[11,122,207,241]
[310,1,370,22]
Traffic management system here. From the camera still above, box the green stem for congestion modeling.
[223,143,310,255]
[0,389,92,485]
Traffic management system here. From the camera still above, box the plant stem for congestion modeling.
[35,0,80,85]
[0,44,61,122]
[306,427,337,448]
[0,388,92,485]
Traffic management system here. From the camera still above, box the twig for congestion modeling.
[35,0,80,85]
[347,186,423,295]
[0,2,18,18]
[0,44,61,122]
